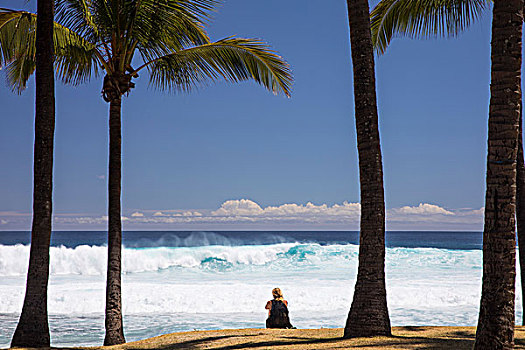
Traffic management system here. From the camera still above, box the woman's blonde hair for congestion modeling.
[272,288,284,301]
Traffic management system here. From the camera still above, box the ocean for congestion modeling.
[0,230,520,347]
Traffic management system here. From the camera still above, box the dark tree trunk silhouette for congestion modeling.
[516,108,525,326]
[103,73,133,346]
[474,0,523,348]
[11,0,55,347]
[104,96,126,346]
[343,0,391,338]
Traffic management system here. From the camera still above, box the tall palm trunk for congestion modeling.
[516,109,525,326]
[474,0,523,348]
[104,95,126,346]
[11,1,55,347]
[343,0,391,338]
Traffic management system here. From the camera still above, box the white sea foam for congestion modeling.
[0,243,483,277]
[0,243,306,276]
[0,243,522,347]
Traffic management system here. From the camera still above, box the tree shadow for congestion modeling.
[122,332,475,350]
[119,335,244,350]
[54,327,525,350]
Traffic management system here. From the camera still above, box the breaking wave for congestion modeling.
[0,240,522,348]
[0,243,483,277]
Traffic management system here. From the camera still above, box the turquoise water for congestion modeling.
[0,231,519,347]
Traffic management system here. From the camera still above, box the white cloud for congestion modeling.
[0,200,485,230]
[54,216,108,225]
[390,203,454,216]
[96,175,105,180]
[173,211,203,217]
[212,199,263,216]
[386,203,483,228]
[211,199,361,221]
[459,207,484,216]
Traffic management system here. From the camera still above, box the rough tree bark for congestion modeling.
[11,0,55,347]
[343,0,391,338]
[516,107,525,326]
[104,95,126,346]
[103,72,134,346]
[515,0,525,321]
[474,0,523,348]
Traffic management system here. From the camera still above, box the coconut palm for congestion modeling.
[343,0,391,338]
[370,0,522,346]
[475,2,522,346]
[0,0,292,345]
[369,7,525,323]
[7,2,56,348]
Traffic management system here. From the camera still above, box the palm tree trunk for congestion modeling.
[104,97,126,346]
[517,106,525,326]
[343,0,391,338]
[474,0,523,348]
[11,0,55,347]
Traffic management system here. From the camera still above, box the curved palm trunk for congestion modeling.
[517,108,525,326]
[474,0,523,348]
[104,96,126,346]
[11,0,55,347]
[343,0,391,338]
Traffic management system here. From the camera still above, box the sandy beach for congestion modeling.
[53,326,523,350]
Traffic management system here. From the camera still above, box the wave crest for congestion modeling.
[0,243,484,277]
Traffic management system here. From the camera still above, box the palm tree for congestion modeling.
[343,0,391,338]
[475,1,522,346]
[0,0,292,345]
[7,1,56,348]
[370,0,522,346]
[371,0,525,324]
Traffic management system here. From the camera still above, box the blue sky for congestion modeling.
[0,1,497,230]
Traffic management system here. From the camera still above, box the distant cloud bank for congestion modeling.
[0,199,484,231]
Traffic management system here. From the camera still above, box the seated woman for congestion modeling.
[265,288,294,329]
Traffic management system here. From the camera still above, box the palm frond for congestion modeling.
[5,48,35,93]
[0,9,100,91]
[134,0,211,45]
[141,37,292,97]
[89,0,115,41]
[370,0,490,54]
[0,10,36,91]
[55,43,100,85]
[0,10,35,65]
[0,8,27,28]
[55,0,101,44]
[128,0,215,69]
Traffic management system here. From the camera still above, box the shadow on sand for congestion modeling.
[52,326,525,350]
